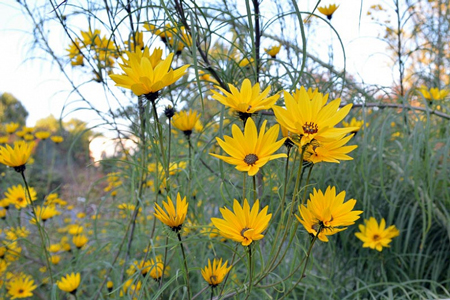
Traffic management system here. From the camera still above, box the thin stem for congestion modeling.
[243,173,247,201]
[244,246,253,300]
[192,285,210,300]
[210,287,214,300]
[252,175,257,202]
[301,165,314,205]
[177,233,192,300]
[218,244,238,298]
[159,236,169,289]
[20,171,54,285]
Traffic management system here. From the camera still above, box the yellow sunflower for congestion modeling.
[210,118,286,176]
[201,258,232,287]
[5,122,20,134]
[304,134,358,164]
[154,193,189,232]
[4,185,37,209]
[30,205,60,224]
[318,4,339,20]
[419,85,449,101]
[0,141,35,170]
[264,44,281,58]
[273,90,357,147]
[211,198,272,246]
[172,109,201,136]
[355,217,400,251]
[57,272,80,294]
[211,79,279,118]
[50,136,64,143]
[109,47,189,98]
[296,186,363,242]
[72,234,88,249]
[7,274,37,299]
[34,131,51,140]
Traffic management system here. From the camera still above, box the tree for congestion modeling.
[0,92,28,125]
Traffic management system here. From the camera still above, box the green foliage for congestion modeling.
[0,92,28,125]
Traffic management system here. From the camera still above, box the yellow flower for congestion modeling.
[239,57,254,67]
[304,134,357,164]
[211,79,279,117]
[210,118,286,176]
[419,85,449,101]
[296,186,363,242]
[30,205,60,224]
[172,109,201,136]
[0,141,35,170]
[23,134,34,141]
[51,255,61,265]
[4,184,37,209]
[66,39,84,66]
[318,4,339,20]
[124,31,144,51]
[154,193,188,232]
[4,227,30,241]
[81,28,101,46]
[211,198,272,246]
[201,258,232,287]
[264,44,281,58]
[355,217,400,251]
[57,272,81,294]
[273,90,356,146]
[73,234,89,249]
[342,117,367,133]
[1,241,22,261]
[51,136,64,143]
[148,256,167,280]
[6,274,37,299]
[109,47,189,97]
[34,131,51,140]
[0,207,6,219]
[5,122,20,134]
[68,224,84,235]
[0,136,8,144]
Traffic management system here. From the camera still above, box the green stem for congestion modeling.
[301,165,314,205]
[252,175,257,202]
[244,246,253,300]
[177,233,192,300]
[20,171,54,285]
[243,173,247,201]
[218,244,238,298]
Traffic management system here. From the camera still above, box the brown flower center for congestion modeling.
[210,275,217,282]
[244,154,258,165]
[302,122,318,135]
[373,234,381,241]
[240,227,250,238]
[17,197,24,203]
[18,289,24,294]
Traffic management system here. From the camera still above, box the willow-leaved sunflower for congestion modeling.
[154,193,188,232]
[211,79,279,118]
[273,90,358,147]
[318,4,339,20]
[109,47,189,98]
[172,109,201,137]
[211,198,272,246]
[304,134,357,164]
[0,141,34,170]
[4,184,37,209]
[201,258,232,287]
[57,273,81,294]
[355,217,400,251]
[296,186,362,242]
[7,274,37,299]
[210,118,286,176]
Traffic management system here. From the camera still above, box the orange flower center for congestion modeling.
[302,122,318,135]
[244,154,258,165]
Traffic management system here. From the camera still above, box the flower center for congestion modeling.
[240,227,250,238]
[18,289,24,294]
[373,234,381,241]
[302,122,318,135]
[244,154,258,165]
[210,275,217,283]
[17,197,24,203]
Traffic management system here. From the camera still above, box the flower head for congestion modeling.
[273,90,356,146]
[34,131,51,140]
[211,198,272,246]
[201,258,232,287]
[154,193,188,232]
[109,47,189,97]
[355,217,400,251]
[57,273,81,294]
[172,109,201,137]
[7,274,37,299]
[304,134,357,164]
[0,141,35,171]
[419,85,449,101]
[73,234,88,249]
[296,186,363,242]
[5,122,20,134]
[264,44,281,58]
[318,4,339,20]
[51,136,64,143]
[30,205,60,224]
[4,185,37,209]
[211,79,279,119]
[210,118,286,176]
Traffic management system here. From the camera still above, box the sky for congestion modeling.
[0,0,393,128]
